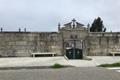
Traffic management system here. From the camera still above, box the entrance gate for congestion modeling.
[66,48,83,59]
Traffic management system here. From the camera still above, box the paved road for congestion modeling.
[108,67,120,73]
[0,67,120,80]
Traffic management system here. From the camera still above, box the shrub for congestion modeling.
[98,62,120,67]
[51,63,64,69]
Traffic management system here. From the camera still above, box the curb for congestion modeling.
[0,66,73,70]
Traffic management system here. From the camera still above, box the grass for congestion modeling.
[51,63,64,69]
[98,62,120,67]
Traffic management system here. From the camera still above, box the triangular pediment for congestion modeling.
[61,19,86,30]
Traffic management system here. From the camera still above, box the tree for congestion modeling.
[90,17,106,32]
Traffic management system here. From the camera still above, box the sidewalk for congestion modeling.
[0,57,70,69]
[68,56,120,67]
[0,56,120,69]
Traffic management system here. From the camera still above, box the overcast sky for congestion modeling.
[0,0,120,32]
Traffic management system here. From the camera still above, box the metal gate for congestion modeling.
[66,48,83,59]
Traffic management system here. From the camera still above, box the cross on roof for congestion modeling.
[72,18,76,22]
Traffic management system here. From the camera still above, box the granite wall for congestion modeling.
[87,32,120,56]
[0,31,120,57]
[0,32,62,57]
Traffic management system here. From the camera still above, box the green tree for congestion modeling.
[90,17,106,32]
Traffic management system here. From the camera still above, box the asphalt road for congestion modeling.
[0,67,119,80]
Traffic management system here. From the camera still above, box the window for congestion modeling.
[70,35,78,39]
[75,35,78,39]
[70,35,73,39]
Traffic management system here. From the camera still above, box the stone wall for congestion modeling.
[0,32,62,57]
[0,31,120,57]
[87,32,120,56]
[1,18,120,57]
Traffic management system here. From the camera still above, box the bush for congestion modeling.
[98,62,120,67]
[51,63,64,69]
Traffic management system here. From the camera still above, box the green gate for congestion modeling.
[66,48,83,59]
